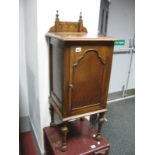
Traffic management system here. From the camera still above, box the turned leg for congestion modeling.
[49,105,55,127]
[61,122,68,152]
[95,112,105,141]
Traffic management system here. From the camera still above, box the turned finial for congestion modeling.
[56,10,59,21]
[79,12,82,21]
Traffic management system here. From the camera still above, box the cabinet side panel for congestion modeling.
[52,45,64,102]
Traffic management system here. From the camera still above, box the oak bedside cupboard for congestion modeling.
[46,11,115,152]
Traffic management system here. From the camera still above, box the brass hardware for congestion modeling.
[69,84,74,89]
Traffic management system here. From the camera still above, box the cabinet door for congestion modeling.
[69,45,113,115]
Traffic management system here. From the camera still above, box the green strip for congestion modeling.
[114,40,125,46]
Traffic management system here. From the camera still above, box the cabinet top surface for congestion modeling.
[46,32,116,41]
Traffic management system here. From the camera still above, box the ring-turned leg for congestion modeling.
[61,122,68,152]
[95,112,105,141]
[49,105,55,127]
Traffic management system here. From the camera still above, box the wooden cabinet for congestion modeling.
[46,11,115,152]
[47,39,114,118]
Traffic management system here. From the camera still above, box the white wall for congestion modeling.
[128,53,135,89]
[19,0,29,117]
[22,0,42,152]
[107,0,135,93]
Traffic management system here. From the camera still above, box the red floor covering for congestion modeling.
[20,131,38,155]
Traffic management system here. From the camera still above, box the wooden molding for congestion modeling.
[73,49,106,67]
[72,102,101,111]
[62,109,108,122]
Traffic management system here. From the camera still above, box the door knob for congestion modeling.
[69,84,74,89]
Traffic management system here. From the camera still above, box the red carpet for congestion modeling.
[20,131,38,155]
